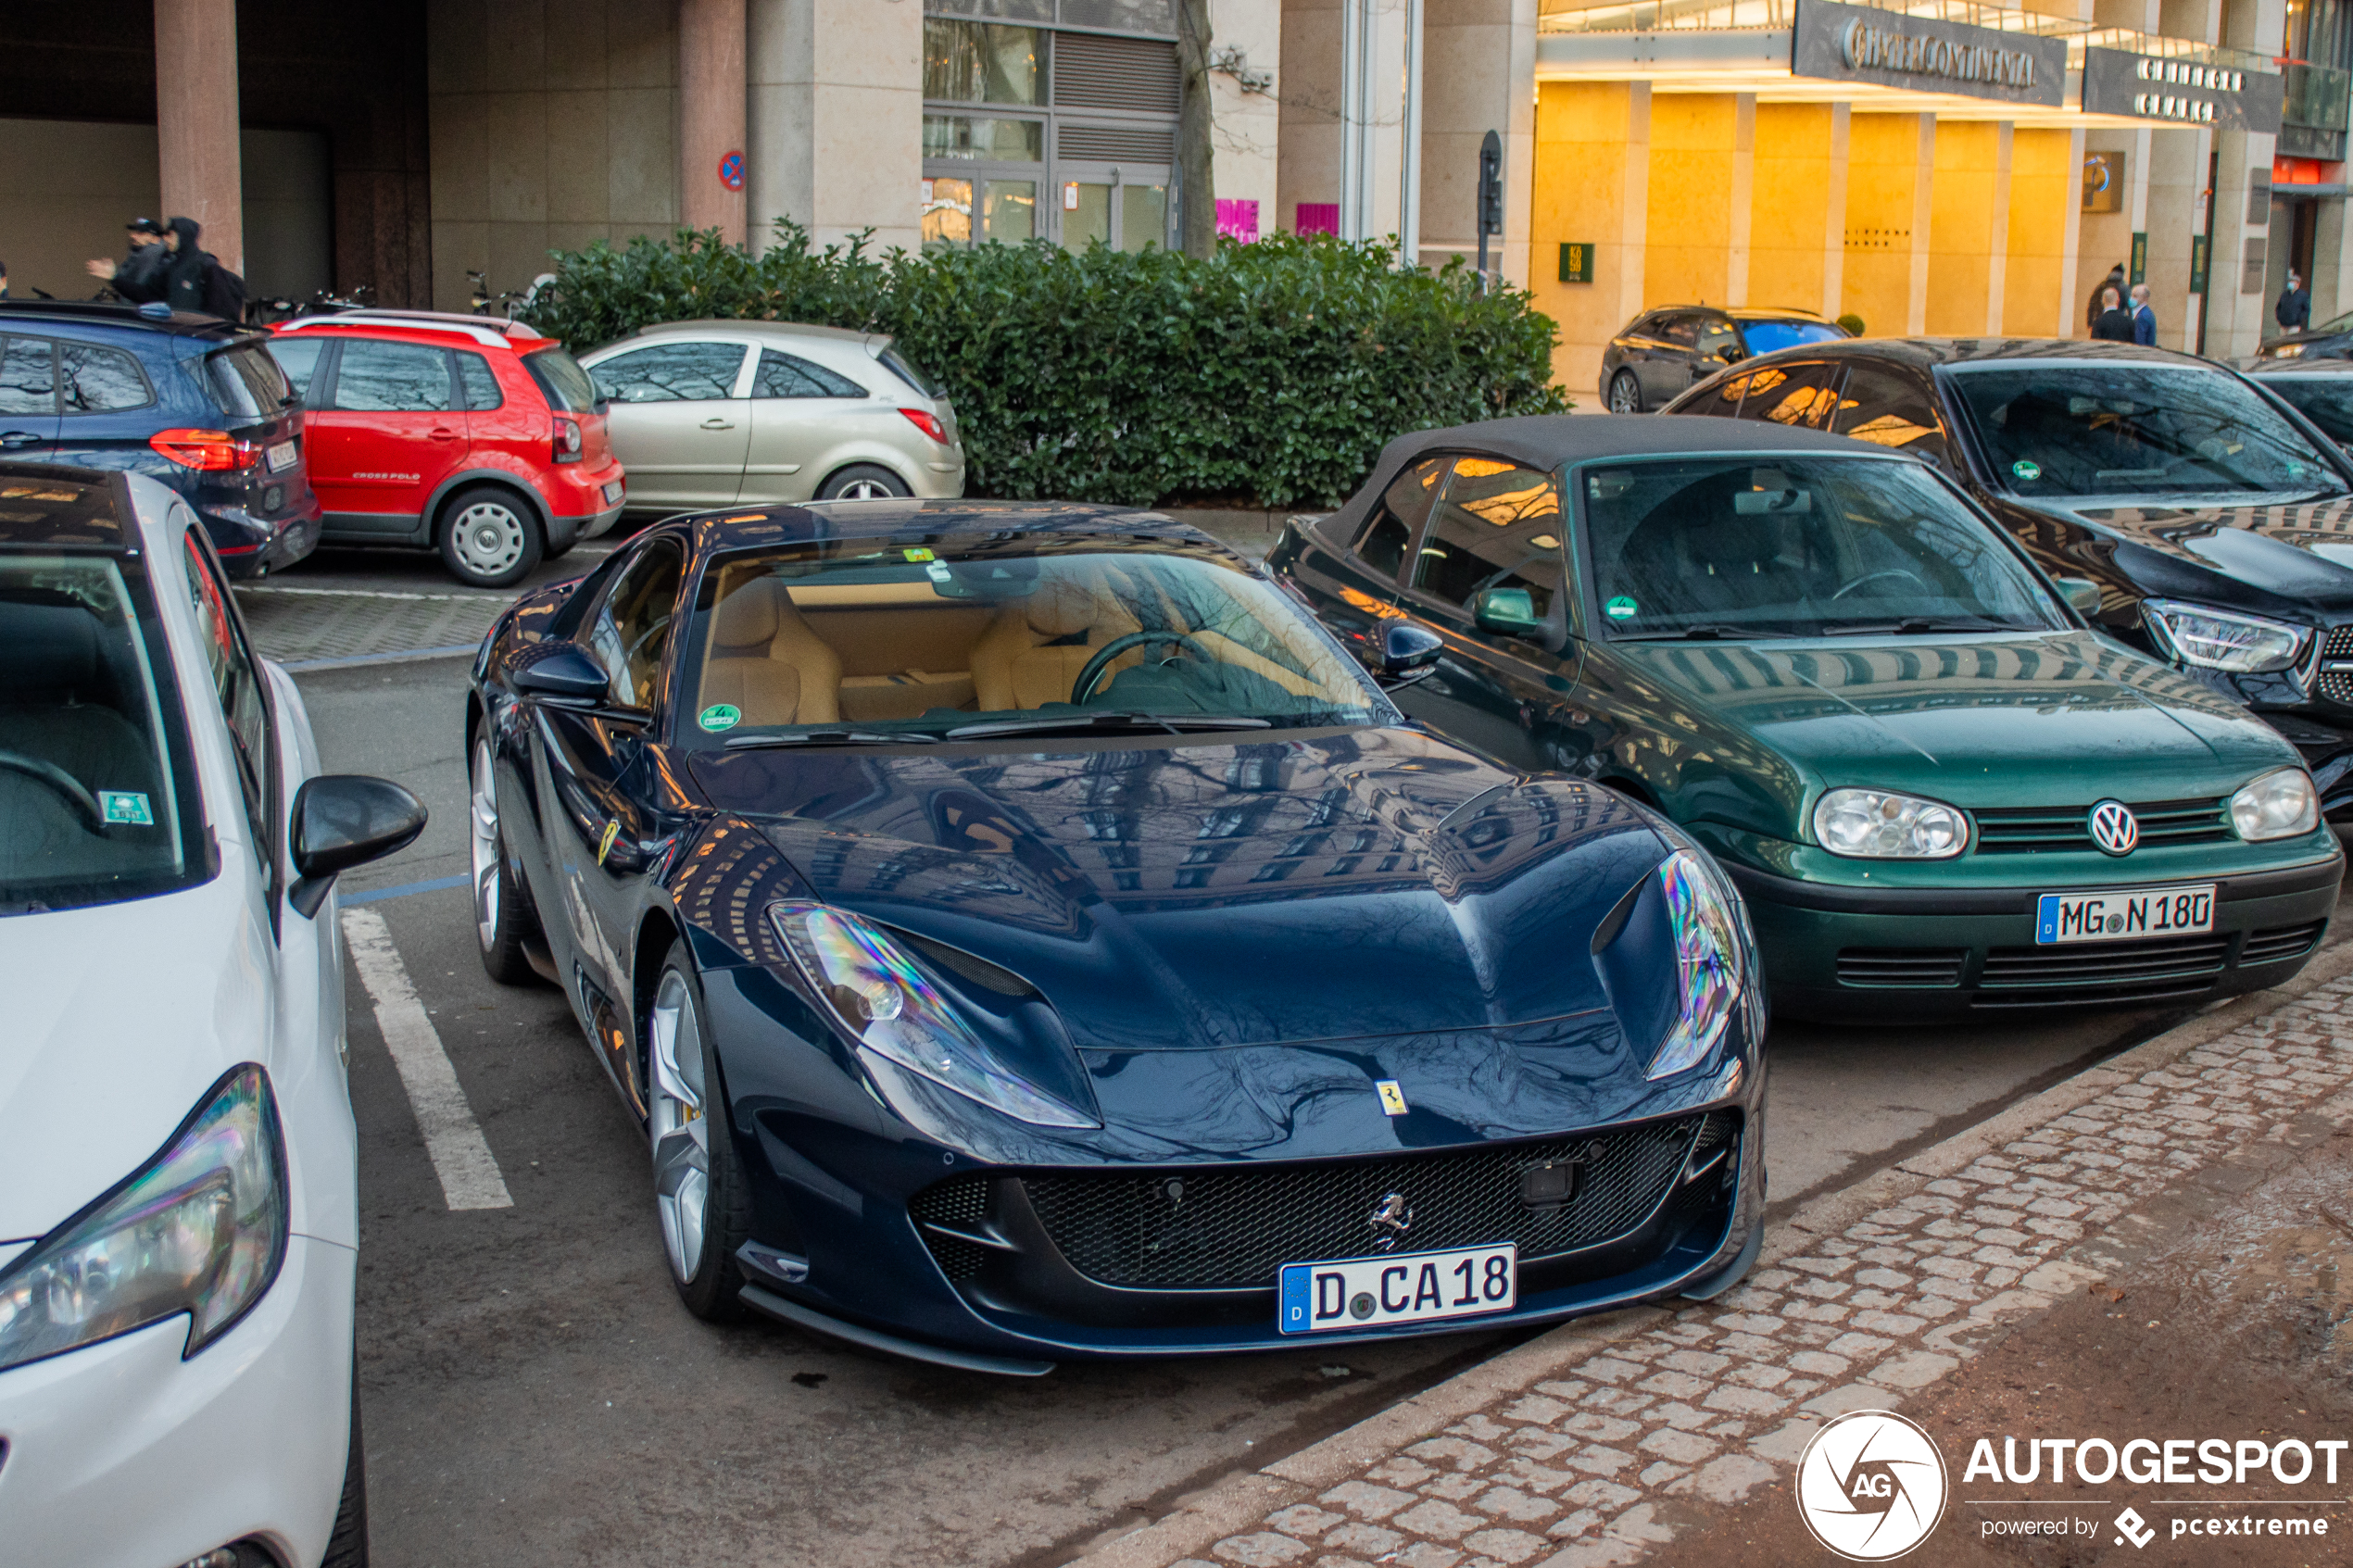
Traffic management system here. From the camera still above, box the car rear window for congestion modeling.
[522,346,600,412]
[877,345,940,398]
[1738,320,1847,355]
[0,541,208,913]
[205,342,291,422]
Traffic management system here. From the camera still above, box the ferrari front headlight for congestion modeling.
[771,902,1098,1128]
[1647,849,1750,1081]
[0,1064,286,1373]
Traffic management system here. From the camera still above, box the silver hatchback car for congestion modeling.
[578,320,966,512]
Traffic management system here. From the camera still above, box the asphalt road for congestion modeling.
[288,650,2309,1567]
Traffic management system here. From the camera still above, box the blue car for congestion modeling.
[463,500,1767,1371]
[0,300,320,576]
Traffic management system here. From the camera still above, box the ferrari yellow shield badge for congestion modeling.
[596,820,620,866]
[1376,1079,1409,1116]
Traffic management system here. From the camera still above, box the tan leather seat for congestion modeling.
[970,574,1139,710]
[698,578,842,726]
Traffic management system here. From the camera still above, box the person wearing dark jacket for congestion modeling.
[2092,286,2137,342]
[2278,270,2311,333]
[2087,263,2127,329]
[86,217,170,301]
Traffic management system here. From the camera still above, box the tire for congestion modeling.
[436,485,543,589]
[646,940,754,1322]
[1607,370,1645,414]
[321,1370,370,1568]
[469,729,545,986]
[815,464,912,501]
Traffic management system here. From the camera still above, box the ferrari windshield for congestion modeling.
[1949,364,2347,498]
[2,550,201,913]
[676,535,1390,745]
[1583,457,2068,640]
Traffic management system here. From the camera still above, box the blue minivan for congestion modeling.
[0,300,320,576]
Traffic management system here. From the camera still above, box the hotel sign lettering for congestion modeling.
[1793,0,2065,107]
[2082,46,2284,133]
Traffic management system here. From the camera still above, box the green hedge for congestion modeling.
[522,223,1569,509]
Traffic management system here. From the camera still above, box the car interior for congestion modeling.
[0,558,183,903]
[688,546,1372,734]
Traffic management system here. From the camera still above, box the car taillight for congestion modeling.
[149,429,259,471]
[553,415,584,464]
[899,408,948,445]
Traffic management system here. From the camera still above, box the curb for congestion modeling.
[1062,935,2353,1568]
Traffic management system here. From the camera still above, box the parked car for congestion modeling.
[268,311,625,588]
[2253,308,2353,363]
[1270,416,2341,1020]
[0,299,321,578]
[577,321,964,513]
[1660,338,2353,818]
[2246,358,2353,452]
[461,498,1765,1370]
[1600,306,1848,413]
[0,464,423,1566]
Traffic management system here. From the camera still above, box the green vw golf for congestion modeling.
[1272,416,2343,1020]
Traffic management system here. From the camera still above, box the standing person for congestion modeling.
[85,217,170,302]
[2278,269,2312,335]
[2092,286,2137,342]
[2130,282,2158,345]
[2087,262,2127,329]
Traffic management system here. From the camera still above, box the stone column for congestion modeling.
[1725,94,1755,307]
[681,0,748,245]
[1823,102,1849,320]
[1415,0,1537,284]
[1339,0,1416,247]
[747,0,921,254]
[154,0,244,273]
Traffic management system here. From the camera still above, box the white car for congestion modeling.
[578,320,966,511]
[0,468,422,1567]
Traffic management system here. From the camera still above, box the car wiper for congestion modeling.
[1609,624,1783,642]
[1818,618,2022,636]
[944,712,1275,741]
[724,729,938,748]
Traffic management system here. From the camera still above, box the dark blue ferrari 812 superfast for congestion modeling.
[463,499,1768,1373]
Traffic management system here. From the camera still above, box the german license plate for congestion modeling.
[1277,1243,1516,1334]
[265,439,297,473]
[2035,883,2216,945]
[602,479,625,504]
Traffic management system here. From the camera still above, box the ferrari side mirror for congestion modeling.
[510,642,610,706]
[1379,621,1444,686]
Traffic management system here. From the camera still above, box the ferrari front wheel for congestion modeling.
[647,942,753,1321]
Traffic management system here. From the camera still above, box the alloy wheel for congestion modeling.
[469,736,500,952]
[837,478,892,499]
[1609,372,1642,414]
[648,969,711,1284]
[451,501,527,579]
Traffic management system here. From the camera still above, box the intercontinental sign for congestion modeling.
[1793,0,2068,107]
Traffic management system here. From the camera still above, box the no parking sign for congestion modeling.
[718,150,745,192]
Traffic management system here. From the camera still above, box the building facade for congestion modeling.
[3,0,2347,395]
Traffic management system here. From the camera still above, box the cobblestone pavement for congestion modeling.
[234,584,512,666]
[1097,964,2353,1568]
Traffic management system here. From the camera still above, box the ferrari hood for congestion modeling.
[686,727,1670,1050]
[2023,493,2353,619]
[1610,629,2294,806]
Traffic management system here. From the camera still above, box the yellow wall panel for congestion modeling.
[1750,103,1833,312]
[1843,112,1925,336]
[1644,94,1737,309]
[2005,127,2074,338]
[1926,119,1998,336]
[1530,81,1646,397]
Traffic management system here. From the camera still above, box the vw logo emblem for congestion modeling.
[2088,799,2139,856]
[1367,1192,1414,1252]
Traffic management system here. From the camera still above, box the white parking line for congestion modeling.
[340,905,515,1211]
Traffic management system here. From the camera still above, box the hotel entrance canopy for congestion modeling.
[1537,0,2283,131]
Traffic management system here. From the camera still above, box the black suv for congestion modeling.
[1661,336,2353,813]
[1599,306,1848,413]
[0,300,319,576]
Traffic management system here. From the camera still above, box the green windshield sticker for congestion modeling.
[1605,596,1639,621]
[698,704,742,733]
[2012,459,2042,482]
[902,547,935,562]
[99,790,153,826]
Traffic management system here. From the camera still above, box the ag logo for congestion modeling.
[1795,1410,1948,1561]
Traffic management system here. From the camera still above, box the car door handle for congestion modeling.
[0,431,44,446]
[430,427,459,441]
[700,418,736,431]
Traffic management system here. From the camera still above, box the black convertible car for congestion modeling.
[462,500,1767,1370]
[1663,338,2353,814]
